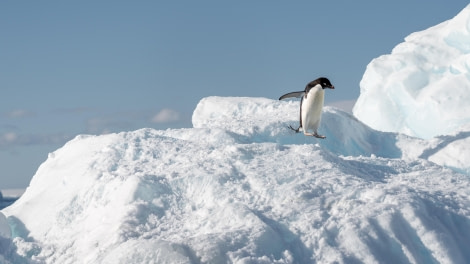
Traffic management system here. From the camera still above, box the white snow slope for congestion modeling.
[354,4,470,139]
[1,96,470,264]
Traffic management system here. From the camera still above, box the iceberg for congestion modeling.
[1,96,469,263]
[3,4,470,263]
[354,4,470,139]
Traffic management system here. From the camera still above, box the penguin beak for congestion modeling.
[329,85,335,89]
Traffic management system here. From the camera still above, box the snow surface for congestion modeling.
[354,4,470,139]
[3,5,470,262]
[1,96,470,264]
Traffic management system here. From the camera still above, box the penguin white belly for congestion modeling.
[301,85,324,135]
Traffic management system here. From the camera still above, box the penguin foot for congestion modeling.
[288,125,301,133]
[304,132,326,139]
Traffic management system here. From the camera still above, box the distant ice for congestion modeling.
[0,212,10,239]
[0,190,25,199]
[0,190,23,211]
[151,108,181,123]
[326,99,356,113]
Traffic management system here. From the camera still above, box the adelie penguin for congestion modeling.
[279,77,334,139]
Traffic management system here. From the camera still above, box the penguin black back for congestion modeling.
[306,77,334,92]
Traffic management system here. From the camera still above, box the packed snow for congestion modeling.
[354,4,470,139]
[0,96,469,263]
[2,4,470,263]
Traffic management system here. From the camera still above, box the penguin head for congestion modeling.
[318,77,334,89]
[307,77,335,90]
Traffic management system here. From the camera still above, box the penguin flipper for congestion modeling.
[279,91,304,100]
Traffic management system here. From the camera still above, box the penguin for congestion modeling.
[279,77,334,138]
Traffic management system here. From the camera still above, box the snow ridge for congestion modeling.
[3,5,470,262]
[1,96,469,264]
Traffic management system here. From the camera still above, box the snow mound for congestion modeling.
[2,96,470,263]
[353,4,470,139]
[193,96,402,158]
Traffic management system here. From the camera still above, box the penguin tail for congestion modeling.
[288,125,301,133]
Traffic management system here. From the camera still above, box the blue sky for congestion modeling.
[1,1,469,188]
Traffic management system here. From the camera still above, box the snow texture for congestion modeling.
[0,96,469,264]
[354,4,470,139]
[2,5,470,263]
